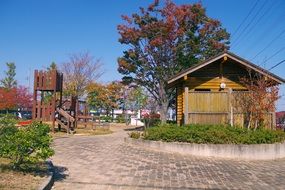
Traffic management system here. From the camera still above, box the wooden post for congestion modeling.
[228,88,233,126]
[32,70,38,120]
[51,90,56,133]
[184,86,189,125]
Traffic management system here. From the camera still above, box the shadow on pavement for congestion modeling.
[53,165,68,182]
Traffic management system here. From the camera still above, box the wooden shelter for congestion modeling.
[168,51,285,127]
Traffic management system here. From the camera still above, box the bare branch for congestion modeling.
[60,52,103,97]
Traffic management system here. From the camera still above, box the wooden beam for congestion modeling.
[184,86,189,125]
[228,88,233,126]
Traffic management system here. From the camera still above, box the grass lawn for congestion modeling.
[0,158,49,190]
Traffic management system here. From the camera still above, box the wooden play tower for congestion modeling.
[32,69,94,133]
[32,69,63,131]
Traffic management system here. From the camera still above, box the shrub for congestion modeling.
[129,131,141,139]
[166,120,176,124]
[100,116,112,122]
[144,124,285,144]
[0,114,17,127]
[142,113,161,128]
[116,115,125,123]
[0,116,18,157]
[0,120,54,169]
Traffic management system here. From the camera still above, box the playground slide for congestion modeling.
[56,108,75,122]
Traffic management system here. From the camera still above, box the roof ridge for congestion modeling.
[167,51,285,84]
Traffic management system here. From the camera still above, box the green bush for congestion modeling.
[0,119,54,169]
[116,115,125,123]
[0,114,17,126]
[100,116,112,122]
[0,116,18,157]
[144,124,285,144]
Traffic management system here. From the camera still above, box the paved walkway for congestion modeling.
[51,126,285,190]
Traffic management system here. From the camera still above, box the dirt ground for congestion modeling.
[0,158,49,190]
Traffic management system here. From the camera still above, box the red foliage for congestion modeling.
[0,86,32,111]
[237,75,280,129]
[142,113,160,119]
[0,88,17,110]
[16,86,33,110]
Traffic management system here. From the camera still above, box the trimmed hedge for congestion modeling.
[143,124,285,144]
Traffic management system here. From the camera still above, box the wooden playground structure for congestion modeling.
[32,69,95,133]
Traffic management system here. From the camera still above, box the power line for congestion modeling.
[261,47,285,64]
[232,0,267,46]
[233,0,276,49]
[231,0,259,38]
[250,29,285,61]
[241,9,285,55]
[268,59,285,71]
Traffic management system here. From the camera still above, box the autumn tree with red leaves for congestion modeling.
[233,73,280,130]
[16,86,33,110]
[117,0,230,122]
[0,62,32,112]
[0,86,32,111]
[0,88,16,111]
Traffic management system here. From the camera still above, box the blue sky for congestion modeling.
[0,0,285,110]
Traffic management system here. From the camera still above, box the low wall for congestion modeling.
[125,138,285,160]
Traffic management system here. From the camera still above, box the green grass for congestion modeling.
[143,124,285,144]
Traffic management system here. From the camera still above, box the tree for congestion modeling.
[0,86,32,111]
[1,62,17,89]
[87,81,124,116]
[48,62,57,71]
[16,86,33,110]
[233,73,280,130]
[61,52,103,98]
[124,86,148,116]
[117,0,230,122]
[0,88,16,111]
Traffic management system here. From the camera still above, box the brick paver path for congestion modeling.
[52,126,285,190]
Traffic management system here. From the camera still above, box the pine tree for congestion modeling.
[48,62,57,71]
[1,62,17,89]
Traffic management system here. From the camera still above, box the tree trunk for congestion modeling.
[157,83,169,124]
[159,101,168,124]
[111,109,114,122]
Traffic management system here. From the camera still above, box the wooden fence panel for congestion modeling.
[188,92,229,113]
[186,91,274,128]
[189,113,228,124]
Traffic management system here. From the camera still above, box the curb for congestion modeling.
[125,137,285,160]
[37,160,54,190]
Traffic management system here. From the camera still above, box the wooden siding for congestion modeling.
[176,86,183,125]
[185,77,246,91]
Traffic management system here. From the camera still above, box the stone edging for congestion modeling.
[125,138,285,160]
[37,160,54,190]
